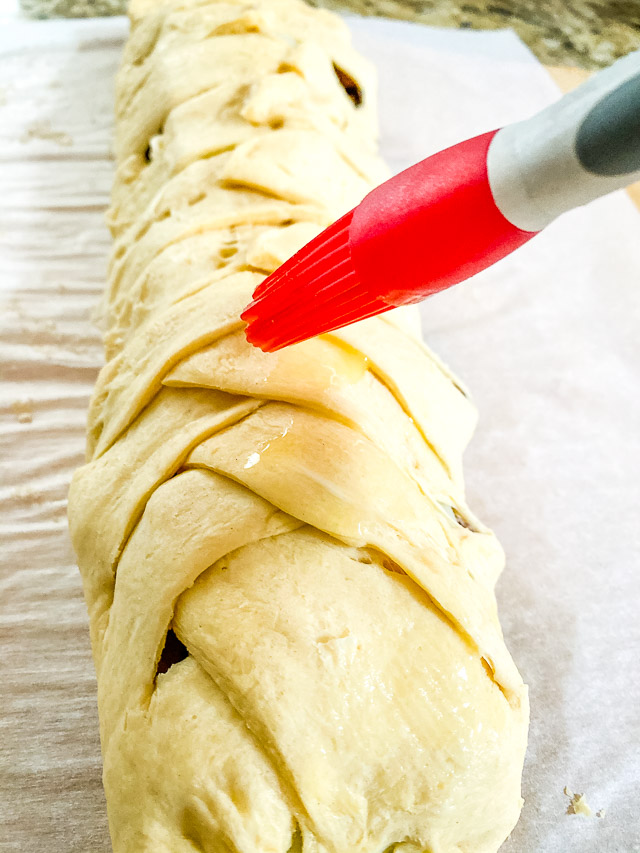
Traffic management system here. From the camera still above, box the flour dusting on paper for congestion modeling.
[20,120,72,147]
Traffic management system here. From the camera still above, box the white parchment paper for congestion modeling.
[1,13,638,853]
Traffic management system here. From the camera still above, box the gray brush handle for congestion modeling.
[487,50,640,232]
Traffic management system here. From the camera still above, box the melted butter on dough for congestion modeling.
[68,1,529,851]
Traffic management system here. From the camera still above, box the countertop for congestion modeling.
[315,0,640,69]
[17,0,640,69]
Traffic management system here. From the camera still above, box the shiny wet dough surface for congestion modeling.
[67,1,528,850]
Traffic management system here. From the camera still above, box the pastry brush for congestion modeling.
[242,50,640,352]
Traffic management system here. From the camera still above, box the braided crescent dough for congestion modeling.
[68,1,529,850]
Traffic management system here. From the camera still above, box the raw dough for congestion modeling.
[68,1,529,850]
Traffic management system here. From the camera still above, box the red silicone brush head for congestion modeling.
[242,130,537,353]
[242,212,389,352]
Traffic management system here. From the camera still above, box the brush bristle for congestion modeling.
[242,211,389,351]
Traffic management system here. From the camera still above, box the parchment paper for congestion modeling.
[1,13,638,853]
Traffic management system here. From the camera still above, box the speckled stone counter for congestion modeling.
[312,0,640,68]
[18,0,640,70]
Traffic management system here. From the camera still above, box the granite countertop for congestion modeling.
[314,0,640,68]
[17,0,640,68]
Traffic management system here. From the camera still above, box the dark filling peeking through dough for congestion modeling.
[333,63,363,107]
[156,628,188,676]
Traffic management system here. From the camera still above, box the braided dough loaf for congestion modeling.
[68,1,529,850]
